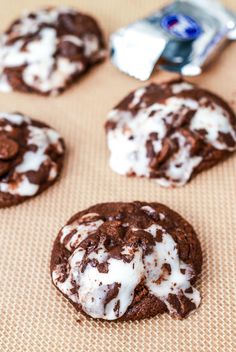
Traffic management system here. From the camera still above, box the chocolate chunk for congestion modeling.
[218,131,236,148]
[104,120,117,132]
[149,132,158,140]
[180,128,203,156]
[146,140,155,159]
[0,160,11,176]
[167,293,196,319]
[58,40,83,59]
[0,137,19,160]
[149,139,172,168]
[97,262,109,273]
[104,283,121,307]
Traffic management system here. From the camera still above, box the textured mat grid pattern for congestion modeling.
[0,1,236,351]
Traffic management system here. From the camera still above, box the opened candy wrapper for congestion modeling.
[110,0,236,80]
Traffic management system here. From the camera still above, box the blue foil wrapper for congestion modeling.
[110,0,236,80]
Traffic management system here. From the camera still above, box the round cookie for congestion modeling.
[105,79,236,187]
[51,202,202,321]
[0,112,65,207]
[0,7,106,95]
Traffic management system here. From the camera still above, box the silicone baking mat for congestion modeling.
[0,0,235,351]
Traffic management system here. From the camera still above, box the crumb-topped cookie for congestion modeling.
[0,7,106,95]
[0,112,65,207]
[105,79,236,187]
[51,202,202,321]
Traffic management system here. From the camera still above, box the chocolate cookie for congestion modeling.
[51,202,202,321]
[0,112,65,207]
[105,79,236,187]
[0,7,106,95]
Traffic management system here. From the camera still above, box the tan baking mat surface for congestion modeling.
[0,0,236,351]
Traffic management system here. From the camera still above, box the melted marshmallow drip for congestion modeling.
[52,208,201,320]
[0,174,39,196]
[190,104,236,150]
[53,241,144,320]
[78,246,143,319]
[129,87,146,108]
[0,112,30,125]
[107,95,198,178]
[60,218,104,251]
[62,35,83,47]
[21,28,82,93]
[106,82,236,186]
[10,8,71,37]
[15,125,61,174]
[0,8,104,94]
[141,205,156,215]
[171,82,194,94]
[83,34,100,57]
[144,224,200,312]
[156,132,202,187]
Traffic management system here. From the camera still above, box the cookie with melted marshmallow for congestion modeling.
[105,79,236,187]
[0,7,106,95]
[51,202,202,321]
[0,112,65,207]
